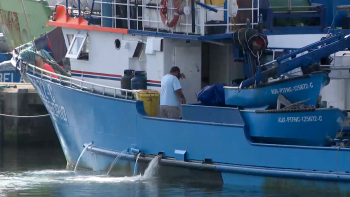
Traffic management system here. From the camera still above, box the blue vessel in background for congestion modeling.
[0,30,23,83]
[0,56,22,83]
[12,0,350,195]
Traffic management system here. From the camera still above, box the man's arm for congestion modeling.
[175,89,186,104]
[173,76,186,104]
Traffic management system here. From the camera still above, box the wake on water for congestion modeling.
[74,144,161,180]
[0,154,162,194]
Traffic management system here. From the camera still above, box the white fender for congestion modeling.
[228,0,238,17]
[183,6,191,16]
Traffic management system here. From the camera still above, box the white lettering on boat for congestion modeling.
[337,117,343,123]
[0,72,22,82]
[278,115,322,123]
[271,82,313,95]
[31,78,68,122]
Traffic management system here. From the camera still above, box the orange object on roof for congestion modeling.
[49,6,128,34]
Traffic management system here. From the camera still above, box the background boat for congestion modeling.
[0,0,53,50]
[0,0,54,83]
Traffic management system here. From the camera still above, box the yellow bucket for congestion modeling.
[197,0,226,6]
[134,90,160,117]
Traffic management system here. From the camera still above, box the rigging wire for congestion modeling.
[20,0,33,38]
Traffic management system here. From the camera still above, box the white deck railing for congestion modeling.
[13,43,139,100]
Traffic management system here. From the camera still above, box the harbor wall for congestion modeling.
[0,83,60,147]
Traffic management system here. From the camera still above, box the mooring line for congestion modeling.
[0,113,50,118]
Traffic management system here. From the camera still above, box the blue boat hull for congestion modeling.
[241,109,345,146]
[0,70,23,82]
[0,59,23,82]
[26,73,350,194]
[225,73,329,108]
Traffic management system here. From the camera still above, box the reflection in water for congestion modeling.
[0,170,272,197]
[0,146,66,172]
[0,147,342,197]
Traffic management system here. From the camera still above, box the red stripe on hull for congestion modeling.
[71,70,161,84]
[71,70,122,78]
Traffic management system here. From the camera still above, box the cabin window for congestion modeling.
[261,50,284,65]
[66,33,89,61]
[115,39,121,50]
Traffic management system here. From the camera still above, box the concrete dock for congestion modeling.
[0,83,59,147]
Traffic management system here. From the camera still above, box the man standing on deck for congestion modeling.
[160,66,186,119]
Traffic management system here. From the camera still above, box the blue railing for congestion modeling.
[260,1,327,33]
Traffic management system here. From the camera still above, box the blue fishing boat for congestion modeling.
[225,72,329,108]
[0,59,23,83]
[241,108,345,146]
[0,31,23,82]
[12,0,350,195]
[15,66,350,194]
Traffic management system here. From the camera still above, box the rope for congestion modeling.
[336,126,344,176]
[0,113,50,118]
[18,48,36,64]
[336,145,340,176]
[39,49,55,62]
[0,85,9,89]
[327,10,338,35]
[20,0,33,37]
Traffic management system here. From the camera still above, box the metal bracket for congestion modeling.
[174,150,187,161]
[130,148,140,154]
[204,158,212,164]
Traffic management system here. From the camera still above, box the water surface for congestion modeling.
[0,146,340,197]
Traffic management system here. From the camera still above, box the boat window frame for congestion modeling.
[65,32,88,59]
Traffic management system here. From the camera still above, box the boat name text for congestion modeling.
[271,82,313,95]
[278,116,322,123]
[31,78,68,122]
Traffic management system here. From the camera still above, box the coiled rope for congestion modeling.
[17,47,36,64]
[17,46,70,77]
[17,47,53,63]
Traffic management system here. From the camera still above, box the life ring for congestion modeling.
[159,0,181,28]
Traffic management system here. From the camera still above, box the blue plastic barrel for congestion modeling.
[131,71,147,90]
[121,69,135,90]
[121,69,134,96]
